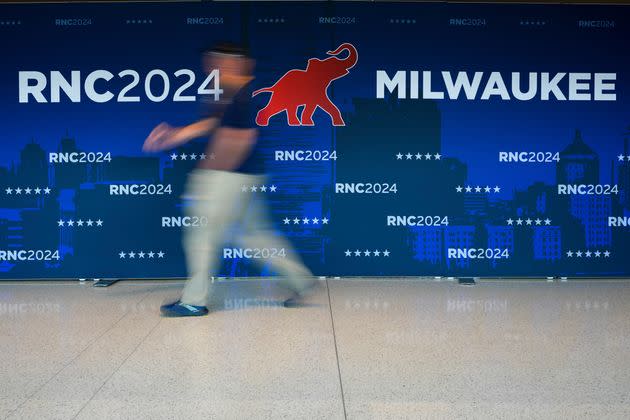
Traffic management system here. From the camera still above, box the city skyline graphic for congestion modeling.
[0,1,629,278]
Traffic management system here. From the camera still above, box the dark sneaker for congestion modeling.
[160,300,209,317]
[283,279,323,308]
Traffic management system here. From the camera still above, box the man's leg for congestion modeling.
[237,183,315,294]
[179,170,242,307]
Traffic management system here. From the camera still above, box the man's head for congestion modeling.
[202,42,254,93]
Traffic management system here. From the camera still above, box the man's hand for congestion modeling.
[142,119,218,153]
[143,122,177,152]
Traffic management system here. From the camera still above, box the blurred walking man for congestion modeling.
[143,43,317,317]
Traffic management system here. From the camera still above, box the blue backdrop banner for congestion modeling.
[1,1,629,279]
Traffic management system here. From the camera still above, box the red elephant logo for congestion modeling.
[252,43,358,126]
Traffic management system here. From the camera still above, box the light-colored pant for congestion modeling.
[180,169,312,306]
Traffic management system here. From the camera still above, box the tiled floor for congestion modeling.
[1,278,629,419]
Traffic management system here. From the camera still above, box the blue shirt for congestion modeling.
[200,81,263,174]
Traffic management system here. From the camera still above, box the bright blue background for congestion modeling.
[0,1,629,279]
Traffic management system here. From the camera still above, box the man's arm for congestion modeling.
[203,127,258,171]
[166,118,218,147]
[143,118,219,152]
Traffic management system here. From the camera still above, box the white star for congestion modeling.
[86,219,94,226]
[312,218,320,224]
[293,217,300,224]
[170,153,178,160]
[260,185,267,192]
[465,186,472,193]
[283,218,290,224]
[322,217,329,224]
[250,185,257,192]
[415,153,422,160]
[200,153,207,160]
[269,185,277,192]
[189,153,197,160]
[44,188,51,194]
[302,217,310,224]
[180,153,187,160]
[128,251,136,258]
[566,251,573,257]
[119,251,126,258]
[535,219,542,225]
[396,153,403,160]
[456,186,463,193]
[34,188,41,194]
[423,153,431,160]
[77,220,84,226]
[354,250,361,256]
[618,154,625,161]
[209,153,216,160]
[604,251,611,257]
[148,251,155,258]
[484,186,491,193]
[434,153,441,160]
[516,219,523,225]
[24,187,32,194]
[576,251,583,257]
[138,251,145,258]
[345,250,352,256]
[585,251,592,257]
[526,219,532,225]
[494,186,501,193]
[67,220,75,226]
[158,251,165,258]
[383,250,390,257]
[627,156,630,161]
[594,251,602,257]
[405,153,412,160]
[507,218,514,225]
[241,185,248,192]
[57,220,65,227]
[15,187,22,194]
[96,219,103,226]
[544,219,551,225]
[474,186,482,193]
[5,187,11,194]
[373,250,381,256]
[364,250,371,256]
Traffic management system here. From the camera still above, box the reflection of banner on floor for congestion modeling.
[0,1,629,279]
